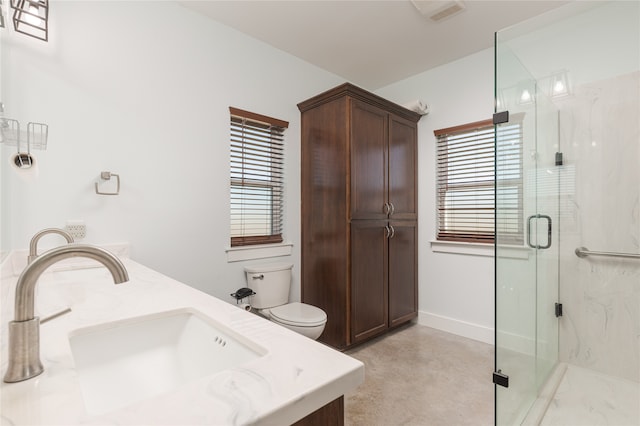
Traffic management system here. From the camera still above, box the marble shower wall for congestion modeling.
[555,71,640,382]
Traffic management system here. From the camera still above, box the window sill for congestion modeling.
[431,240,494,257]
[226,241,293,262]
[430,240,531,259]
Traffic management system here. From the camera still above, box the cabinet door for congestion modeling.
[351,220,388,343]
[300,99,350,350]
[388,115,417,220]
[388,220,418,327]
[350,99,388,220]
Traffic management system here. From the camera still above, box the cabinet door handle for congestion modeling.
[389,225,395,239]
[385,225,391,238]
[383,202,391,215]
[389,202,395,216]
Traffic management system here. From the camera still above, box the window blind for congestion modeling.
[230,107,288,247]
[495,119,524,245]
[435,118,523,244]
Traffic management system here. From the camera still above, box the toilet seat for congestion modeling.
[269,302,327,327]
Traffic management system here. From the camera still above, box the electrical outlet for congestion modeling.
[65,220,86,240]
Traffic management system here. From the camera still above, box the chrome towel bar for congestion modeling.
[575,247,640,260]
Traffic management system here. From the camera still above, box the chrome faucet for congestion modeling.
[3,244,129,383]
[28,228,74,264]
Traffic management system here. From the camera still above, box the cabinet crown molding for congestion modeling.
[297,82,422,123]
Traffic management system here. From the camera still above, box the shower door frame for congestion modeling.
[493,33,561,426]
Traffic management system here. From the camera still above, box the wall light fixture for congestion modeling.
[517,81,535,106]
[549,70,570,98]
[0,0,5,29]
[497,71,572,111]
[11,0,48,42]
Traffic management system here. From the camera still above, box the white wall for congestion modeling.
[376,49,496,344]
[2,1,506,345]
[371,0,640,349]
[499,1,639,88]
[0,1,343,302]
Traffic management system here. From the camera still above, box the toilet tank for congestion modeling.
[244,263,293,309]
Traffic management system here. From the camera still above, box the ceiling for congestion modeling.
[179,0,570,90]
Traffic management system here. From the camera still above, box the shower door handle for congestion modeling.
[527,214,552,249]
[538,215,552,249]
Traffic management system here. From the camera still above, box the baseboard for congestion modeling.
[417,311,494,345]
[417,311,553,357]
[495,329,536,357]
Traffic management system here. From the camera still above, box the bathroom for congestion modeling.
[1,1,638,425]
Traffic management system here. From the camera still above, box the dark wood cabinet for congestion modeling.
[389,115,418,220]
[350,99,388,220]
[298,83,421,350]
[293,396,344,426]
[388,220,418,327]
[351,220,388,343]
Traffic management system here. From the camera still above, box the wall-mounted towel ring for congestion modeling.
[95,171,120,195]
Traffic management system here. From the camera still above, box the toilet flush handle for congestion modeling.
[252,274,264,280]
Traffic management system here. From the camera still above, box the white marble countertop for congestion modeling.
[0,247,364,425]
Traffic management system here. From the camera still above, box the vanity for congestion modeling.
[0,246,364,425]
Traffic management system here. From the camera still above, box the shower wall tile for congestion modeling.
[556,71,640,382]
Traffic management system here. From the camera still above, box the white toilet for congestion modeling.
[244,263,327,340]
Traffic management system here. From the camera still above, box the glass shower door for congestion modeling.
[494,37,560,425]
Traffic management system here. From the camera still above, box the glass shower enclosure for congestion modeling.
[494,2,639,425]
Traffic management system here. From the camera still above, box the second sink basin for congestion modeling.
[69,308,266,416]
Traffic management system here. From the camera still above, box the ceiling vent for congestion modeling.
[411,1,466,22]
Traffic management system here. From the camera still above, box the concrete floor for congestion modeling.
[344,323,494,426]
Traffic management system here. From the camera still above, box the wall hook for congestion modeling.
[95,171,120,195]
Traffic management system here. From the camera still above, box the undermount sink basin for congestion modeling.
[69,308,266,416]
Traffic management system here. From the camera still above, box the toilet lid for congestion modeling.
[270,302,327,327]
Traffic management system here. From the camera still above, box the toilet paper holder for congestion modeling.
[95,171,120,196]
[231,287,255,301]
[231,288,255,312]
[2,118,47,170]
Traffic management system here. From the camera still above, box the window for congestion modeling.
[435,117,523,244]
[229,107,288,247]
